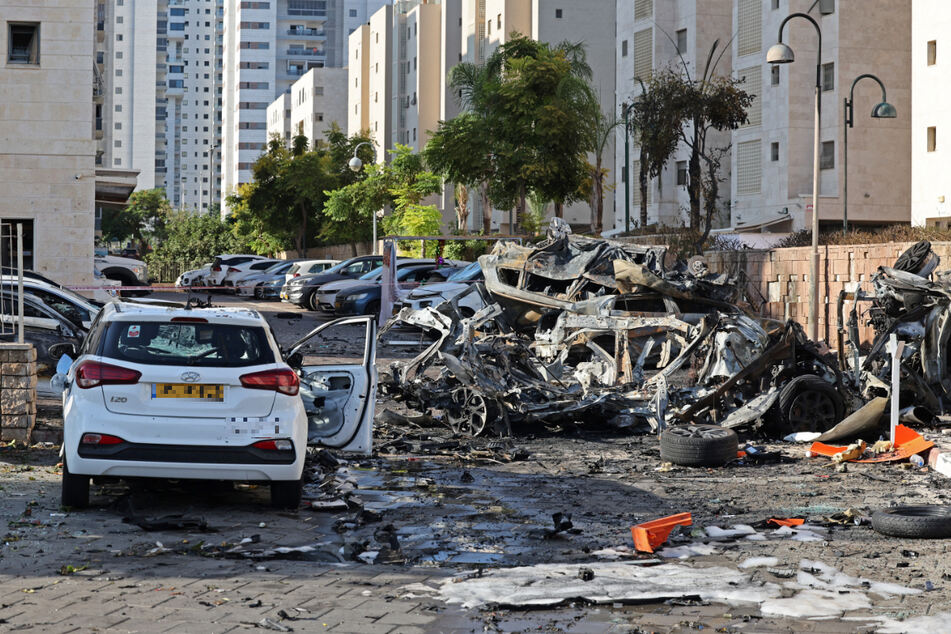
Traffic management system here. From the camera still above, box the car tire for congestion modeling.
[771,375,844,437]
[660,424,738,467]
[270,479,302,509]
[871,506,951,538]
[307,291,320,312]
[61,460,90,508]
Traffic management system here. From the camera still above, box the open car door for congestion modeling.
[286,316,377,454]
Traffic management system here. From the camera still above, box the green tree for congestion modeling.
[324,145,443,256]
[146,211,248,276]
[426,35,593,234]
[100,188,173,254]
[580,105,621,234]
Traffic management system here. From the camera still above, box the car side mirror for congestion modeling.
[49,342,77,360]
[284,351,303,369]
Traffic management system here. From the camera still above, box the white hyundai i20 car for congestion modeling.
[58,301,376,509]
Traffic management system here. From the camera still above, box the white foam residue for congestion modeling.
[738,556,778,569]
[657,543,718,559]
[876,612,951,633]
[761,588,872,618]
[434,562,781,609]
[705,524,757,538]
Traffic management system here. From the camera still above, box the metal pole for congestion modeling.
[624,104,631,233]
[16,223,24,344]
[810,83,821,342]
[843,98,848,235]
[372,213,378,256]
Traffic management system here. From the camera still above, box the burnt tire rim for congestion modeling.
[667,425,733,440]
[446,388,492,436]
[787,390,838,432]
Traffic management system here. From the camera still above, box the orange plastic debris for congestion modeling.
[768,518,805,528]
[808,424,934,464]
[631,512,693,553]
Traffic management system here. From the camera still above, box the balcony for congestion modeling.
[286,27,325,37]
[286,47,324,57]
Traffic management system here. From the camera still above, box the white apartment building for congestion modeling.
[615,0,733,230]
[222,0,390,214]
[730,0,910,233]
[912,0,951,227]
[283,67,348,143]
[267,92,292,143]
[163,0,224,212]
[0,0,96,284]
[348,23,371,136]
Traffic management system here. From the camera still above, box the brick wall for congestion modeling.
[704,241,951,345]
[0,343,37,445]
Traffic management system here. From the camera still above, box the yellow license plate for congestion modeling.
[152,383,224,401]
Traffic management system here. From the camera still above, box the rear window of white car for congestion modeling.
[99,321,275,367]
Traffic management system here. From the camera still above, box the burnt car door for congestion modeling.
[285,316,377,454]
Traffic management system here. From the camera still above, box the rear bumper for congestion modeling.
[78,441,296,465]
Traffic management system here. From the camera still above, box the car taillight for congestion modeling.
[252,439,294,451]
[293,273,300,278]
[81,433,125,445]
[75,361,142,389]
[239,368,299,396]
[229,267,241,273]
[212,265,221,272]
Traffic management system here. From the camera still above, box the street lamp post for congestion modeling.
[348,141,380,255]
[843,74,897,235]
[767,12,822,342]
[622,102,632,234]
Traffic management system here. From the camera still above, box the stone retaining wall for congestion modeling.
[0,343,37,444]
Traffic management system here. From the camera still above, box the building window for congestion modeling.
[486,19,491,35]
[772,0,780,8]
[115,68,122,76]
[820,140,835,169]
[116,16,123,23]
[114,158,122,166]
[821,62,834,91]
[116,33,122,41]
[928,126,937,152]
[555,9,562,19]
[676,161,687,186]
[771,65,780,86]
[634,0,652,21]
[676,29,687,54]
[621,40,628,57]
[114,140,122,148]
[8,23,40,64]
[116,51,123,59]
[928,40,937,66]
[0,220,35,272]
[349,9,357,17]
[738,66,762,127]
[633,28,652,81]
[770,142,779,161]
[737,0,762,57]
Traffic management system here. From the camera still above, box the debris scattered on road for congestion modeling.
[631,512,693,553]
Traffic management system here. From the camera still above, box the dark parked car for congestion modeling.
[333,265,458,317]
[280,255,384,310]
[0,291,85,374]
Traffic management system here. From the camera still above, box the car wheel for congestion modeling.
[253,286,262,299]
[270,479,302,509]
[871,506,951,538]
[660,424,738,467]
[61,459,90,508]
[307,292,320,312]
[769,375,844,437]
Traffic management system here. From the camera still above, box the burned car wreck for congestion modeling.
[381,222,853,437]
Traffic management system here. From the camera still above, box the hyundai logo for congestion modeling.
[180,371,201,383]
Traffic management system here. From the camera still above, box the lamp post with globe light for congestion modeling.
[348,142,382,255]
[843,74,897,235]
[767,12,822,341]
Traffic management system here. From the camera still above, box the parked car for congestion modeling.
[258,276,287,300]
[120,248,139,259]
[0,275,101,329]
[314,259,462,313]
[235,260,298,298]
[56,302,377,509]
[333,265,458,317]
[399,261,486,316]
[284,259,340,285]
[222,259,281,291]
[175,264,213,288]
[206,255,269,288]
[281,255,384,309]
[95,252,150,296]
[0,291,85,374]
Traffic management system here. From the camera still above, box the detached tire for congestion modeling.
[773,375,844,436]
[61,460,89,509]
[871,506,951,539]
[270,479,302,509]
[660,425,738,467]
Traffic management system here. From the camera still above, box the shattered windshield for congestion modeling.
[447,261,482,282]
[100,321,274,367]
